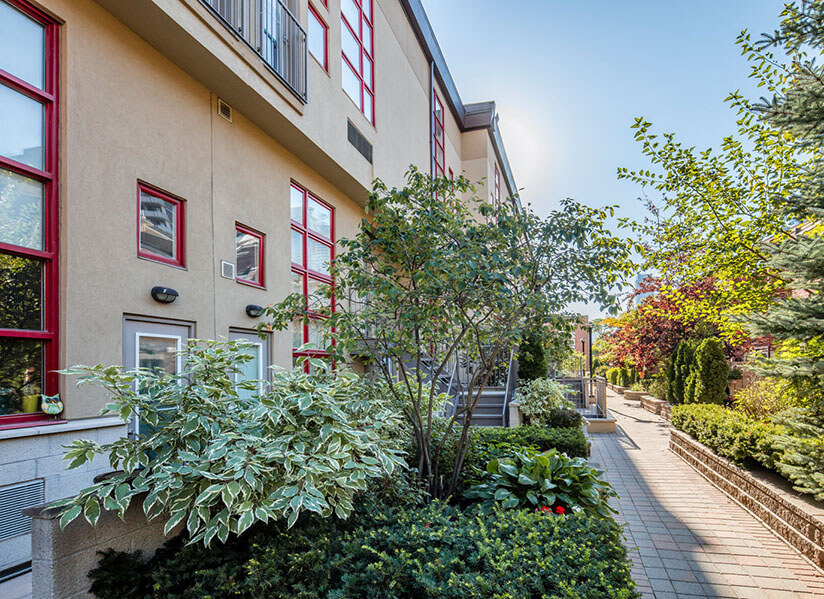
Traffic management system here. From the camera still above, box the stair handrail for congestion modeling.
[501,350,516,426]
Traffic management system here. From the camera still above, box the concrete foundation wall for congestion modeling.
[24,494,178,599]
[0,419,126,573]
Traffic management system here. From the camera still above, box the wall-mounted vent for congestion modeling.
[0,480,44,541]
[347,120,373,164]
[217,98,233,122]
[221,260,236,280]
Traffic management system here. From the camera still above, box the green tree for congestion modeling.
[683,338,728,405]
[517,327,548,382]
[667,340,697,405]
[742,1,824,500]
[263,169,634,499]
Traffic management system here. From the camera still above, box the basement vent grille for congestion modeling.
[221,260,236,280]
[0,480,44,541]
[347,120,373,164]
[218,98,233,122]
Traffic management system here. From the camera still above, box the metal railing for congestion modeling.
[201,0,308,102]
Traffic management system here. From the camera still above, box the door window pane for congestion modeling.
[0,83,44,169]
[139,189,178,261]
[0,1,45,89]
[138,336,180,375]
[307,320,324,348]
[342,60,360,105]
[236,228,261,284]
[0,253,41,330]
[290,186,304,222]
[292,320,304,349]
[0,167,43,250]
[0,337,42,416]
[235,342,261,400]
[307,238,331,275]
[307,277,329,311]
[307,197,331,238]
[291,229,303,264]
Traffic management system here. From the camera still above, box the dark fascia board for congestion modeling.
[399,0,519,198]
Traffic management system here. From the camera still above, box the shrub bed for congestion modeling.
[474,423,587,458]
[670,404,785,468]
[89,503,637,599]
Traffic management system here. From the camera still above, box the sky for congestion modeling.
[420,0,787,318]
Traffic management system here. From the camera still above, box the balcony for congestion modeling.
[201,0,307,102]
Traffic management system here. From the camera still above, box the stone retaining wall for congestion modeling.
[640,396,665,415]
[670,429,824,570]
[24,495,179,599]
[623,390,644,401]
[660,403,671,422]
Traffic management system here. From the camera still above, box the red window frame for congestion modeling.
[136,182,186,268]
[290,183,335,370]
[449,168,454,180]
[308,3,328,72]
[235,223,265,288]
[0,0,61,428]
[432,91,445,179]
[341,0,374,124]
[494,164,501,206]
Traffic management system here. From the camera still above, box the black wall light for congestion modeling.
[151,286,178,303]
[246,304,264,318]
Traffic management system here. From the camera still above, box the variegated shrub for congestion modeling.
[49,340,405,546]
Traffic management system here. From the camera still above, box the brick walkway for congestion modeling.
[590,391,824,599]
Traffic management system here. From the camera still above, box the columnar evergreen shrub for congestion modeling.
[607,367,620,385]
[517,328,548,382]
[667,340,697,404]
[684,338,728,404]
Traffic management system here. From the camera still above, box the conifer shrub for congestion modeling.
[88,503,638,599]
[517,328,548,382]
[684,338,728,404]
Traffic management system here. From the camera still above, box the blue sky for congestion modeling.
[421,0,785,224]
[420,0,786,318]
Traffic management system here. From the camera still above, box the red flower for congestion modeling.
[555,506,565,514]
[540,506,551,513]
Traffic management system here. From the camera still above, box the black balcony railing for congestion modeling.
[202,0,307,102]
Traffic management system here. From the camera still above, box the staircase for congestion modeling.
[452,387,506,427]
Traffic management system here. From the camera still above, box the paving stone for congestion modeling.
[589,391,824,598]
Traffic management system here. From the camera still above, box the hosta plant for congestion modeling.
[48,340,405,546]
[464,448,617,517]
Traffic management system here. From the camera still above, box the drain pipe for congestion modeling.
[429,59,435,178]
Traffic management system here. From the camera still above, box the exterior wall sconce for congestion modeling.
[246,304,264,318]
[151,286,178,303]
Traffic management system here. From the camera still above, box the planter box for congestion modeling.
[670,429,824,570]
[615,386,626,395]
[660,403,672,422]
[623,390,644,401]
[640,396,666,415]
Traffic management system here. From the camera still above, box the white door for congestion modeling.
[229,329,270,400]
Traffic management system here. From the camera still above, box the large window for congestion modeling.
[0,0,59,427]
[433,91,445,179]
[308,4,328,71]
[341,0,374,124]
[137,182,185,268]
[236,224,264,288]
[290,183,334,369]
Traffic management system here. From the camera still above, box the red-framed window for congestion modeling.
[433,91,445,179]
[290,183,334,370]
[341,0,374,125]
[137,182,186,268]
[0,0,61,428]
[236,223,265,288]
[308,4,328,71]
[493,164,501,206]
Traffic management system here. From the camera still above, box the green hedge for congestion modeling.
[670,404,784,468]
[474,424,587,458]
[89,503,637,599]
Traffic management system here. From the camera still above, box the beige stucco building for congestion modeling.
[0,0,517,575]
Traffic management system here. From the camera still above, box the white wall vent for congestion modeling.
[0,480,44,541]
[217,98,233,122]
[221,260,236,280]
